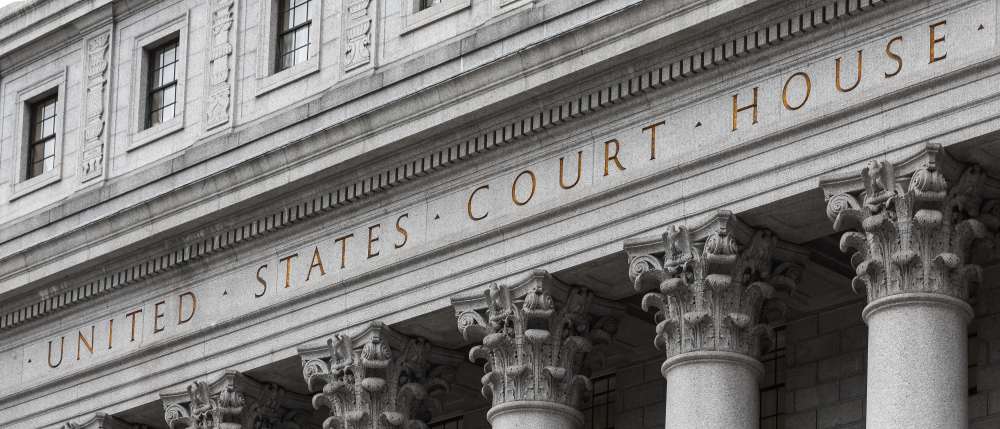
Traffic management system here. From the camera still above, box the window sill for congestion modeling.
[128,115,185,152]
[402,0,471,35]
[10,165,61,201]
[255,55,320,97]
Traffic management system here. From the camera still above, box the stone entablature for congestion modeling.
[823,144,1000,303]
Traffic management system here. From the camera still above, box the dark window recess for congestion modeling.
[276,0,312,72]
[147,39,179,129]
[26,94,58,179]
[760,326,788,429]
[419,0,443,11]
[429,416,463,429]
[582,373,616,429]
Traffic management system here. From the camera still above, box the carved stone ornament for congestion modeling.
[453,270,617,410]
[206,0,236,129]
[630,211,800,361]
[80,32,110,182]
[343,0,373,70]
[61,413,135,429]
[160,370,309,429]
[824,144,998,303]
[299,322,453,429]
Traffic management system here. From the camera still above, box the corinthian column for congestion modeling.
[452,270,617,429]
[823,145,996,429]
[627,211,800,429]
[299,321,455,429]
[160,370,311,429]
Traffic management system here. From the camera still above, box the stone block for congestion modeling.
[839,375,866,400]
[795,333,841,364]
[970,392,988,418]
[817,400,864,428]
[817,302,863,334]
[786,362,818,390]
[787,316,819,342]
[783,410,816,429]
[794,382,839,411]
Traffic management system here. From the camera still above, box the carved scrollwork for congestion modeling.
[160,372,304,429]
[302,322,450,429]
[459,275,601,409]
[825,147,997,303]
[635,214,798,360]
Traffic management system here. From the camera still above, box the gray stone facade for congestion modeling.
[1,0,1000,428]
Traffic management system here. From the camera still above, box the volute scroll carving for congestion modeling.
[299,322,454,429]
[630,211,800,361]
[160,370,308,429]
[453,270,618,410]
[823,145,998,303]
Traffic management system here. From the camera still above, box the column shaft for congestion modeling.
[663,352,762,429]
[864,293,972,429]
[488,401,583,429]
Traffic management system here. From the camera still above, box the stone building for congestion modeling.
[0,0,999,428]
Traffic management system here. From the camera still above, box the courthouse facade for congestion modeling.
[2,0,1000,427]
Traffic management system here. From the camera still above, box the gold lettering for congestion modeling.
[125,309,142,342]
[930,20,947,64]
[306,247,327,280]
[47,337,64,368]
[782,72,811,111]
[603,139,626,176]
[885,36,903,78]
[279,253,299,288]
[395,214,409,249]
[731,87,759,131]
[511,170,537,206]
[335,234,354,269]
[178,292,197,325]
[255,264,268,298]
[76,325,95,360]
[835,50,863,92]
[559,151,583,189]
[153,301,166,333]
[367,225,381,259]
[641,121,665,160]
[467,185,490,221]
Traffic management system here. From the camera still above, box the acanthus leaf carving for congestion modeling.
[825,145,998,303]
[634,212,799,360]
[160,371,306,429]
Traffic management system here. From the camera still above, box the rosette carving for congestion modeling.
[825,147,995,302]
[160,371,306,429]
[457,271,609,409]
[301,322,451,429]
[632,212,798,360]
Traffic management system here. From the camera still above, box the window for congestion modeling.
[146,39,179,129]
[276,0,312,72]
[26,94,58,179]
[419,0,443,10]
[429,416,463,429]
[582,374,616,429]
[759,326,788,429]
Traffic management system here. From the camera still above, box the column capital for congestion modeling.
[62,414,137,429]
[160,370,310,429]
[822,144,999,303]
[298,321,456,429]
[626,211,802,361]
[451,270,619,411]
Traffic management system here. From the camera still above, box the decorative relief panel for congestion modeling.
[206,0,236,129]
[823,144,1000,303]
[80,32,111,183]
[344,0,374,71]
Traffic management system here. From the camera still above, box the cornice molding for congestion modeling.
[0,0,898,331]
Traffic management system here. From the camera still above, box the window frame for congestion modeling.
[255,0,322,96]
[26,94,59,180]
[145,38,181,130]
[275,0,313,73]
[7,69,67,201]
[400,0,471,35]
[128,15,189,151]
[581,372,617,429]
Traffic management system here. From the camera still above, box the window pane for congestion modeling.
[41,118,55,137]
[43,156,55,172]
[30,160,44,178]
[163,45,176,64]
[161,63,176,85]
[31,142,45,160]
[163,85,176,106]
[43,140,55,157]
[42,101,55,118]
[161,104,175,123]
[294,46,308,65]
[295,26,309,49]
